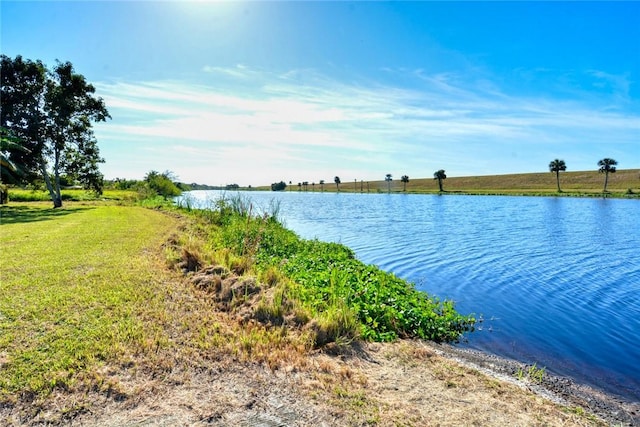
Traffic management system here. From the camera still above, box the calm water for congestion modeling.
[181,190,640,402]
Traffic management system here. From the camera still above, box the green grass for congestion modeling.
[5,188,139,203]
[0,203,178,399]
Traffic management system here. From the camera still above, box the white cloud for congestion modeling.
[93,66,640,185]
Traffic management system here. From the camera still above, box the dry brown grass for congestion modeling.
[257,169,640,196]
[295,341,611,427]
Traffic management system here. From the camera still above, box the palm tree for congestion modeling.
[434,169,447,192]
[319,179,325,192]
[548,159,567,192]
[401,175,409,192]
[385,174,392,193]
[334,176,341,192]
[598,158,618,192]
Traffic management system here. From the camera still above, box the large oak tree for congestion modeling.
[1,55,110,207]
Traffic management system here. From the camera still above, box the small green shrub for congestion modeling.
[516,363,546,384]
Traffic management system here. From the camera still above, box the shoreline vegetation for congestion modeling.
[1,195,638,425]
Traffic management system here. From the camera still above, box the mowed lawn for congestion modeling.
[0,203,178,399]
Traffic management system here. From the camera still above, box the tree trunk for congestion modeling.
[53,152,62,206]
[556,171,561,192]
[438,179,443,192]
[0,185,8,204]
[603,172,609,192]
[40,160,62,208]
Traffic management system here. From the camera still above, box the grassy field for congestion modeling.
[0,203,179,401]
[257,169,640,197]
[4,188,139,203]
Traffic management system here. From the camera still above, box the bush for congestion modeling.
[271,181,287,191]
[144,170,181,199]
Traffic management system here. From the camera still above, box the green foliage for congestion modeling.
[598,158,617,174]
[516,363,546,384]
[1,127,30,183]
[4,188,136,202]
[144,170,181,199]
[1,55,110,207]
[385,174,392,193]
[434,169,447,192]
[598,158,618,192]
[275,244,474,342]
[549,159,567,192]
[198,198,475,344]
[401,175,409,191]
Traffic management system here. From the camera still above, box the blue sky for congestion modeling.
[2,1,639,186]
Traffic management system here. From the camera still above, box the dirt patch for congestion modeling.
[9,339,635,426]
[73,365,342,427]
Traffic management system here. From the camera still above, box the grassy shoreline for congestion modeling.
[0,199,630,425]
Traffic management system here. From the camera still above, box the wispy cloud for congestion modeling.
[93,66,640,185]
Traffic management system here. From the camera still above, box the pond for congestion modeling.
[180,190,640,402]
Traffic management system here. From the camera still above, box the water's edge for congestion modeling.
[428,341,640,425]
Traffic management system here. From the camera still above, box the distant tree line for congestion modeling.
[104,171,240,199]
[271,157,622,196]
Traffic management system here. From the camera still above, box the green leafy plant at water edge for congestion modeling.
[516,363,546,384]
[200,199,475,343]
